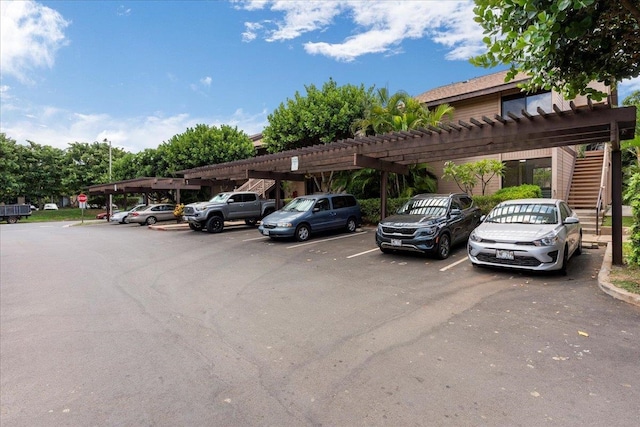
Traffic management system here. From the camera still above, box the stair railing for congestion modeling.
[595,146,610,235]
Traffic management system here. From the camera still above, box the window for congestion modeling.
[503,158,552,197]
[315,198,330,211]
[502,91,551,118]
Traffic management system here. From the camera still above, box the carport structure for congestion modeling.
[88,177,204,206]
[180,103,636,265]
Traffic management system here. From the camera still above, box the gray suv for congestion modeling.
[376,193,481,259]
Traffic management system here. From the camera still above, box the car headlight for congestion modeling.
[469,231,479,242]
[534,231,559,246]
[277,222,293,228]
[195,206,206,212]
[419,227,436,236]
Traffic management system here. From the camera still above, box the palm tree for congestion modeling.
[346,88,453,197]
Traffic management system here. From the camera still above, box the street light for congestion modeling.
[104,138,112,218]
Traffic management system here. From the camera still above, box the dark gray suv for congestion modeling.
[375,193,481,259]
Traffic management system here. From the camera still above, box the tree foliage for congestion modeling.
[471,0,640,100]
[159,124,255,175]
[351,87,453,136]
[442,159,506,196]
[263,78,374,153]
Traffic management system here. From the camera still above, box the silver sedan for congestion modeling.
[468,198,582,274]
[127,203,176,226]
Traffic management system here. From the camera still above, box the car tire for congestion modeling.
[559,246,569,276]
[436,233,451,260]
[245,218,258,227]
[346,217,357,233]
[145,216,157,225]
[7,217,18,224]
[206,216,224,233]
[295,224,310,242]
[189,222,202,231]
[575,233,583,256]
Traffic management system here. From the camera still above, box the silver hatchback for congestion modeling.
[467,198,582,274]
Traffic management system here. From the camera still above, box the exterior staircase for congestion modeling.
[568,150,604,209]
[236,178,276,198]
[568,150,606,235]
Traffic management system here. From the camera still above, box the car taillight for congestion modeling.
[132,212,139,216]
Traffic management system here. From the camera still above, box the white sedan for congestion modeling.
[468,198,582,274]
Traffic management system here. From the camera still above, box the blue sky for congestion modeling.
[2,0,639,154]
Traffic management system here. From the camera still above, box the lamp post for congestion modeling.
[104,138,112,218]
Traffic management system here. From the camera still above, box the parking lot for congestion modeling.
[2,221,639,426]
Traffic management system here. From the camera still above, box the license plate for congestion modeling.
[391,239,402,247]
[496,249,514,260]
[262,229,269,236]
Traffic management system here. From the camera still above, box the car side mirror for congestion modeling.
[450,208,462,216]
[564,217,580,224]
[312,207,320,213]
[227,198,235,203]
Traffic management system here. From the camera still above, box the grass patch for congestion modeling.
[609,242,640,295]
[22,208,106,223]
[601,215,634,227]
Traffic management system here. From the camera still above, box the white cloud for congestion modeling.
[117,5,132,16]
[0,0,70,83]
[1,103,269,153]
[238,0,481,62]
[620,76,640,98]
[200,76,213,87]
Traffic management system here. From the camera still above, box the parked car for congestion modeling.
[43,203,58,210]
[376,193,481,259]
[109,204,146,224]
[467,198,582,274]
[30,205,38,211]
[127,203,176,226]
[258,193,362,241]
[96,209,119,220]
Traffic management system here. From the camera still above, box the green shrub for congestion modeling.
[472,184,543,215]
[359,197,409,224]
[623,172,640,266]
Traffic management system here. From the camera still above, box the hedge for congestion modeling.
[357,184,543,224]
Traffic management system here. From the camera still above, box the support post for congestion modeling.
[380,171,388,220]
[611,122,623,265]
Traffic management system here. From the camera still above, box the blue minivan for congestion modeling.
[258,193,362,241]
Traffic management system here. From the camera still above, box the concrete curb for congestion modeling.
[598,242,640,307]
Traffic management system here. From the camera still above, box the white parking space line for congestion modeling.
[243,236,269,242]
[285,231,368,249]
[439,257,468,272]
[347,248,380,258]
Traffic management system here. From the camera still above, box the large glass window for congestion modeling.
[503,158,552,197]
[502,91,551,118]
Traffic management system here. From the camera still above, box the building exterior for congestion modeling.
[415,70,611,204]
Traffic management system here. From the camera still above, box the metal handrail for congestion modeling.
[595,146,610,235]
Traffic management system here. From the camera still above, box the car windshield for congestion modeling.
[397,198,448,216]
[485,203,558,224]
[282,198,316,212]
[130,205,146,212]
[209,193,231,203]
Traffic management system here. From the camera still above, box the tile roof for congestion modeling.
[415,69,531,106]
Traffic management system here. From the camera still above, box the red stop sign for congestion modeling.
[78,193,87,203]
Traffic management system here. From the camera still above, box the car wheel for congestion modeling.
[7,217,18,224]
[206,216,224,233]
[346,217,357,233]
[295,224,310,242]
[145,216,157,225]
[189,222,202,231]
[559,246,569,276]
[436,233,451,260]
[245,218,258,227]
[575,232,583,256]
